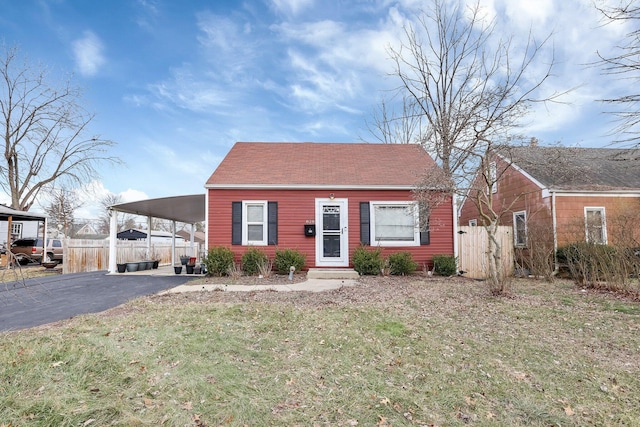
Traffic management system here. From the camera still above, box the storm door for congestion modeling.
[315,198,349,267]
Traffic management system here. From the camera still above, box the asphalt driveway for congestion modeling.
[0,271,194,332]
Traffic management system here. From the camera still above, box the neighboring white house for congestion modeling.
[0,205,46,245]
[76,223,99,236]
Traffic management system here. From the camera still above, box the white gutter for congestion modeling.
[205,183,420,190]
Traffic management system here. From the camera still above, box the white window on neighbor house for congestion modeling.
[370,201,419,247]
[585,207,607,244]
[10,222,22,239]
[489,161,497,194]
[242,201,268,245]
[513,211,527,247]
[468,219,478,226]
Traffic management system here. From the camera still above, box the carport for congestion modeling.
[0,205,48,267]
[107,194,206,274]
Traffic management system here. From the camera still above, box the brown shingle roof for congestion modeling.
[206,142,437,187]
[504,146,640,191]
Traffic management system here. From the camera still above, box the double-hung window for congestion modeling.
[10,223,22,239]
[488,161,497,194]
[513,211,527,247]
[585,207,606,244]
[243,201,268,245]
[370,201,419,246]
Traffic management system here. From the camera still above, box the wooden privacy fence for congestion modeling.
[62,239,202,274]
[457,226,514,280]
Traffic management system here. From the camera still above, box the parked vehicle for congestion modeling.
[10,238,64,265]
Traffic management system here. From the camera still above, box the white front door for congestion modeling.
[315,198,349,267]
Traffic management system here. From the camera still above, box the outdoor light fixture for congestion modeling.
[329,193,335,200]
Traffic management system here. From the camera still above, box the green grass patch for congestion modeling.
[603,302,640,315]
[1,277,640,426]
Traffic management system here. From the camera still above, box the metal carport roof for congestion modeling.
[107,194,206,274]
[110,194,205,224]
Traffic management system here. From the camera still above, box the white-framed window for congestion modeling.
[585,207,607,244]
[242,201,268,245]
[489,161,497,194]
[10,222,22,238]
[513,211,527,247]
[468,219,478,226]
[370,201,420,247]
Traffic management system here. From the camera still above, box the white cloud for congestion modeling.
[271,13,405,113]
[131,0,633,160]
[135,0,159,26]
[504,0,553,26]
[271,0,315,16]
[120,188,149,203]
[71,30,106,76]
[147,70,231,112]
[197,12,246,51]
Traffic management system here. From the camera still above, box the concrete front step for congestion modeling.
[306,268,360,280]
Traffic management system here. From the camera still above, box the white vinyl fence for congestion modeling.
[62,239,202,274]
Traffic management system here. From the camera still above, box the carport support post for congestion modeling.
[3,215,12,267]
[147,215,152,259]
[190,223,195,258]
[171,220,176,267]
[108,209,117,273]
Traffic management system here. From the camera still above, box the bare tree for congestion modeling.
[596,1,640,146]
[98,193,134,233]
[44,186,83,237]
[0,44,118,211]
[386,1,564,294]
[364,95,424,144]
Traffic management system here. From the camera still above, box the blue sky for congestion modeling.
[0,0,631,219]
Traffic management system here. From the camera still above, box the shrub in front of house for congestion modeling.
[556,242,634,288]
[241,247,268,275]
[274,248,306,274]
[432,254,457,276]
[387,251,418,275]
[352,245,383,275]
[203,246,235,276]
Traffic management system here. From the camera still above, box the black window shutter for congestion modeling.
[268,202,278,245]
[231,202,242,245]
[360,202,370,245]
[420,221,430,245]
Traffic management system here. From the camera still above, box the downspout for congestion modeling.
[552,190,559,275]
[452,195,459,269]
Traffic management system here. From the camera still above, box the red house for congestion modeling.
[205,142,454,269]
[459,145,640,255]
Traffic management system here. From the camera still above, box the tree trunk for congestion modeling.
[486,221,509,295]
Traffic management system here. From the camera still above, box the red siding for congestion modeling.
[459,156,551,227]
[555,195,640,246]
[458,155,640,248]
[207,189,454,269]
